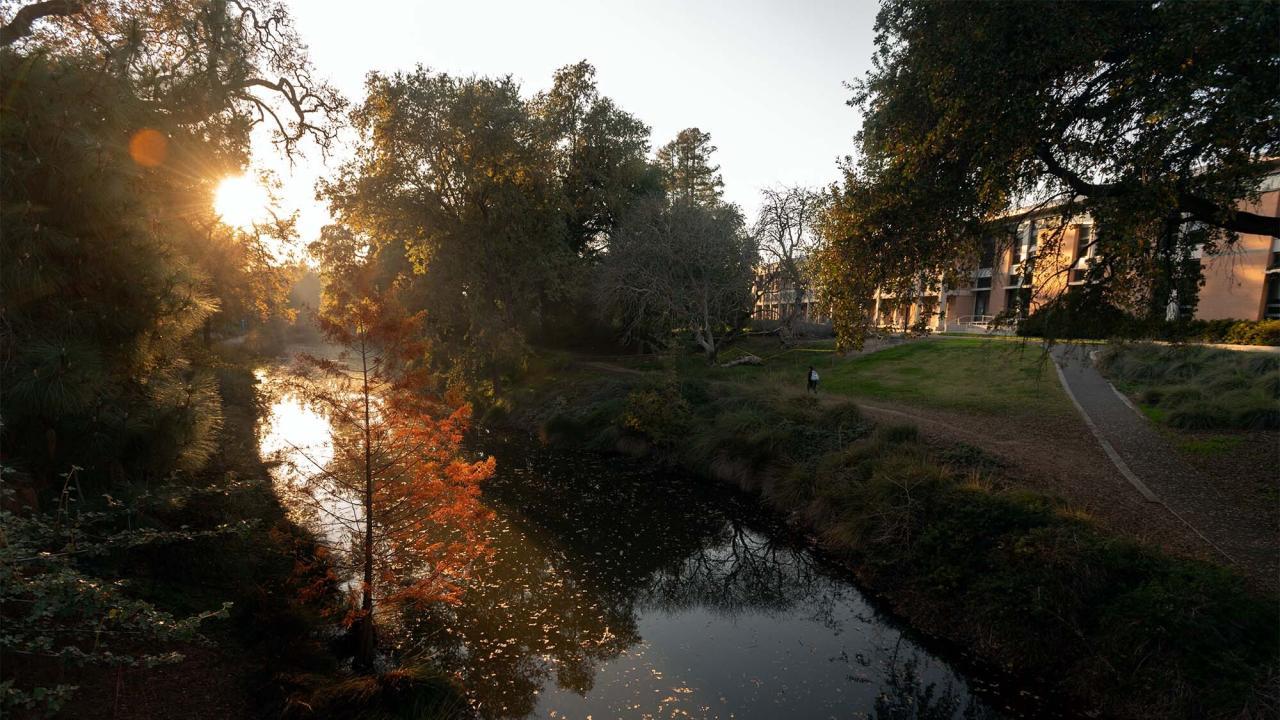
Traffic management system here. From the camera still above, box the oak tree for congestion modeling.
[819,0,1280,346]
[753,186,826,342]
[599,197,757,362]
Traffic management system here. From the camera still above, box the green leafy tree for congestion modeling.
[534,60,663,257]
[819,0,1280,347]
[0,0,341,485]
[656,127,725,206]
[322,68,584,394]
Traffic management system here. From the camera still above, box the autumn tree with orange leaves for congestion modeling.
[280,293,494,671]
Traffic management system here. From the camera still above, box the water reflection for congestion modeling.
[406,438,1049,720]
[256,366,360,554]
[256,358,1052,719]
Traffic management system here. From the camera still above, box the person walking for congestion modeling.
[807,365,820,394]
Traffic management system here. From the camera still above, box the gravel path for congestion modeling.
[1051,344,1277,584]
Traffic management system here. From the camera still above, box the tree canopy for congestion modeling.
[1,0,340,485]
[819,0,1280,346]
[599,197,756,361]
[318,62,673,392]
[656,127,725,206]
[0,1,341,711]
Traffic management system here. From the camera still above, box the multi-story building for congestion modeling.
[752,263,828,324]
[873,169,1280,332]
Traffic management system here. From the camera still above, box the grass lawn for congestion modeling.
[822,338,1071,416]
[610,336,1072,418]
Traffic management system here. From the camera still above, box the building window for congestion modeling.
[978,236,997,269]
[1075,224,1094,260]
[974,290,990,317]
[1265,275,1280,320]
[1013,221,1036,265]
[1005,287,1032,317]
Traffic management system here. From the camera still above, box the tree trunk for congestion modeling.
[695,328,717,364]
[355,336,377,672]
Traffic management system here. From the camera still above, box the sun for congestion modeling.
[214,174,272,229]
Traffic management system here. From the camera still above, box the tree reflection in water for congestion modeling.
[867,639,1001,720]
[401,437,1030,720]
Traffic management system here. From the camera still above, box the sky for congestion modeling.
[260,0,881,248]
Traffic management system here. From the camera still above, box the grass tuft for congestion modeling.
[1102,344,1280,431]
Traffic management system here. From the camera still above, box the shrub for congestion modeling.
[1234,403,1280,431]
[282,664,466,720]
[875,423,919,444]
[1261,373,1280,400]
[1021,301,1280,346]
[1102,344,1280,430]
[678,377,712,405]
[933,442,1005,473]
[1018,291,1131,340]
[1158,386,1203,408]
[1246,353,1280,375]
[1222,319,1280,346]
[1138,388,1164,405]
[620,381,691,446]
[1206,372,1251,394]
[1167,402,1232,430]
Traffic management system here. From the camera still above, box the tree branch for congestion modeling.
[1035,142,1279,237]
[0,0,83,46]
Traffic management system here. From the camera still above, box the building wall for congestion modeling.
[1197,188,1280,321]
[833,176,1279,332]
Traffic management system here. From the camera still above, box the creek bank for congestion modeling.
[496,367,1279,720]
[47,351,469,720]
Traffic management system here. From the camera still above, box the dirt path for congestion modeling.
[571,341,1276,588]
[824,394,1220,564]
[575,359,648,377]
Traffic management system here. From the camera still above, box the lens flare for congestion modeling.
[129,128,168,167]
[214,174,272,229]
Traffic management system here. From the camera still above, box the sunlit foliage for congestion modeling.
[318,62,663,394]
[280,293,494,671]
[818,0,1280,347]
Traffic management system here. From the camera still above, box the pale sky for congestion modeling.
[261,0,881,248]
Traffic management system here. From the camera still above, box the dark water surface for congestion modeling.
[406,435,1061,720]
[258,357,1064,720]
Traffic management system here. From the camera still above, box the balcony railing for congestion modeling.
[957,314,995,329]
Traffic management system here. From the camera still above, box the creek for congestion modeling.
[258,357,1061,720]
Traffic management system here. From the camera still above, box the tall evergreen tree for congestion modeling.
[656,128,725,206]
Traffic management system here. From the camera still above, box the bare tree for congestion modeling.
[753,186,825,344]
[599,197,757,362]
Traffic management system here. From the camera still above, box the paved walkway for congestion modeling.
[1051,345,1272,573]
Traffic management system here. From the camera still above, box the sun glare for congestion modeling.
[214,174,272,229]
